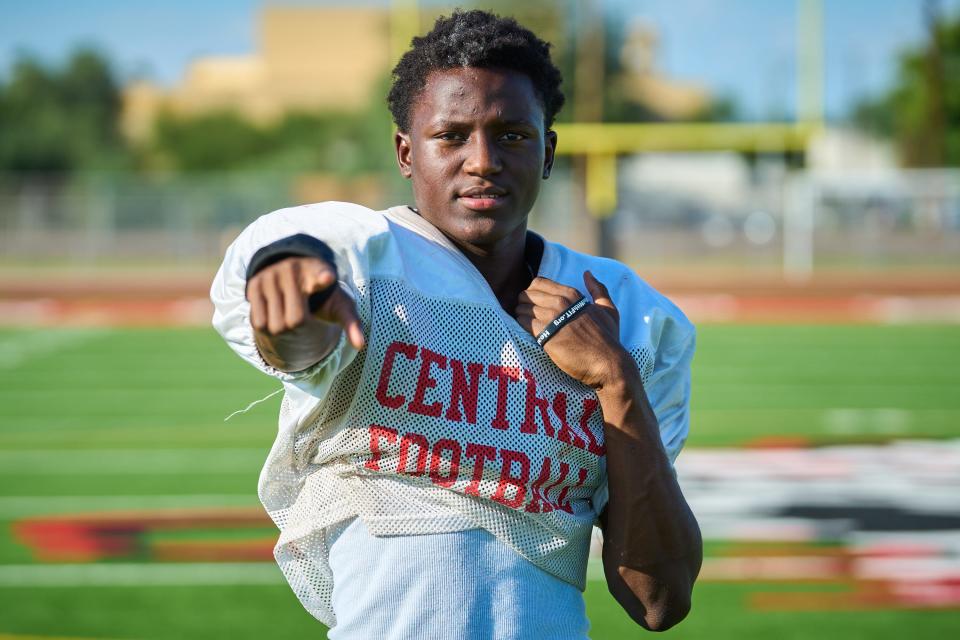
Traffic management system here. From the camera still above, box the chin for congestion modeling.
[455,216,521,247]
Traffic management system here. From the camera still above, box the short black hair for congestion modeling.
[387,9,565,132]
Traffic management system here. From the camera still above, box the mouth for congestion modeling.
[457,187,508,211]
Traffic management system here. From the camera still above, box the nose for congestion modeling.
[463,133,502,176]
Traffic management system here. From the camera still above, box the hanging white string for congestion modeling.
[223,388,283,422]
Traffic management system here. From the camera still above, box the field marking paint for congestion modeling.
[0,562,284,587]
[822,408,912,435]
[0,329,110,370]
[0,448,265,475]
[0,633,109,640]
[0,495,261,518]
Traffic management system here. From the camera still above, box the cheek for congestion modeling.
[410,173,450,207]
[413,149,457,183]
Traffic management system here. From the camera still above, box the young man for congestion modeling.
[212,10,700,638]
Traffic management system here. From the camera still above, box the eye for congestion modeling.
[436,132,466,142]
[500,132,527,142]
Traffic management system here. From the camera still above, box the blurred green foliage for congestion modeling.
[149,70,396,175]
[151,106,394,175]
[0,49,396,176]
[0,48,128,172]
[855,9,960,166]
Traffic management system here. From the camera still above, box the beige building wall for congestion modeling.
[122,6,391,140]
[261,7,389,114]
[618,21,710,120]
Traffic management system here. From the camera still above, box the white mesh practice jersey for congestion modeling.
[211,202,695,626]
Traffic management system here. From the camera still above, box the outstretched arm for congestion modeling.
[516,272,701,632]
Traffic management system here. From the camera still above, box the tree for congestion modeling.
[152,111,272,172]
[854,4,960,166]
[0,48,127,172]
[149,106,395,175]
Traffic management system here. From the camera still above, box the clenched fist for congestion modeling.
[246,256,365,370]
[516,271,630,390]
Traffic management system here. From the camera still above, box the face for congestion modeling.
[394,67,557,250]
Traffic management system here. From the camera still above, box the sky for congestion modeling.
[1,0,958,121]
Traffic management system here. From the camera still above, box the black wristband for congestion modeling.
[245,233,339,311]
[536,297,591,346]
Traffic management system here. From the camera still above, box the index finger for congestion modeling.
[526,276,583,302]
[325,288,366,350]
[301,258,338,295]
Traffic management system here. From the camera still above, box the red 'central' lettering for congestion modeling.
[408,347,447,418]
[487,364,521,430]
[520,369,555,437]
[445,359,483,424]
[554,392,587,450]
[375,342,417,409]
[372,341,606,461]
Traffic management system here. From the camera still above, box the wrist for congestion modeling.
[245,234,337,294]
[594,349,641,397]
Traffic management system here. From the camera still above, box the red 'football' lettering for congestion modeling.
[429,438,462,488]
[365,425,399,471]
[364,424,592,515]
[524,455,554,513]
[541,460,570,506]
[554,467,589,514]
[492,448,530,509]
[463,442,497,495]
[580,399,606,455]
[397,432,430,476]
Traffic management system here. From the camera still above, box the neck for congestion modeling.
[446,228,533,315]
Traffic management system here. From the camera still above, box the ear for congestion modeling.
[395,131,413,179]
[542,129,558,179]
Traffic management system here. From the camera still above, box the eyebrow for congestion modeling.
[428,117,539,129]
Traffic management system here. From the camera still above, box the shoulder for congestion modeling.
[229,201,396,271]
[242,201,389,245]
[545,240,694,353]
[217,201,398,292]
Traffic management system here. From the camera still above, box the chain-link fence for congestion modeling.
[1,164,958,277]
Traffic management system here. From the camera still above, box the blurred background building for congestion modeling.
[122,7,391,137]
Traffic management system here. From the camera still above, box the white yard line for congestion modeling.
[0,329,110,370]
[0,494,261,518]
[0,563,284,587]
[0,448,266,475]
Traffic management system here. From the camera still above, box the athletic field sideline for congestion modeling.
[0,326,957,639]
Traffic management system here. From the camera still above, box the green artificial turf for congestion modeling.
[0,325,957,639]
